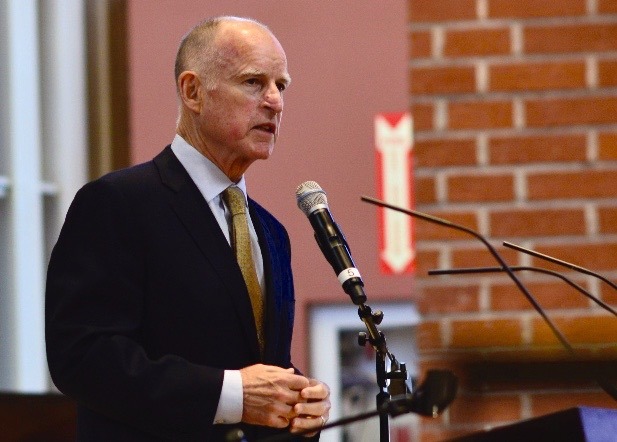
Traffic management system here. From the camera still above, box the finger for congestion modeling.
[277,415,291,428]
[293,400,328,418]
[264,366,309,389]
[300,381,329,401]
[284,374,311,392]
[289,414,325,435]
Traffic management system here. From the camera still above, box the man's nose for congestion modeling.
[263,84,283,113]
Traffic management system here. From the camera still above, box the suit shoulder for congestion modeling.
[85,145,174,192]
[96,161,157,189]
[78,148,171,203]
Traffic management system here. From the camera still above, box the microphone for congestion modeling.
[296,181,367,305]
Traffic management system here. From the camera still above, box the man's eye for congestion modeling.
[277,83,287,92]
[245,78,259,86]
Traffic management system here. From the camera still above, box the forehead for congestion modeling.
[213,22,290,82]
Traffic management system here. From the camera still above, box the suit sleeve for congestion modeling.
[45,179,223,439]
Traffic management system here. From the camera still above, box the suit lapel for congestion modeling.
[153,147,261,359]
[249,201,283,364]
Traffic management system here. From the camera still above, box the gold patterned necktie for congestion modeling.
[222,186,265,354]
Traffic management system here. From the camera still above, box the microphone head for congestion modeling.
[296,181,329,216]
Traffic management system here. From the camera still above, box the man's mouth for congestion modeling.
[254,123,276,134]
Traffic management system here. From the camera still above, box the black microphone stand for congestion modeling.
[307,199,447,441]
[332,226,430,441]
[351,290,411,441]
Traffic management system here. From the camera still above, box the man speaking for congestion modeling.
[46,16,330,441]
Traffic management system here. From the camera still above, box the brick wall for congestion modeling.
[409,0,617,439]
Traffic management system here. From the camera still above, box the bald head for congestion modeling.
[174,16,290,179]
[174,16,275,92]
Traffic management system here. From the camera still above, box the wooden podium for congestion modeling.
[0,393,76,441]
[452,407,617,441]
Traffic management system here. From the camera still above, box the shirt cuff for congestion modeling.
[213,369,243,424]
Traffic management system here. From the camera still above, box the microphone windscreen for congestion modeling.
[295,181,328,216]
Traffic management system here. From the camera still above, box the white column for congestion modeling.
[1,0,88,393]
[40,0,88,231]
[5,0,47,392]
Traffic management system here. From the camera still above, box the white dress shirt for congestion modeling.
[170,134,265,425]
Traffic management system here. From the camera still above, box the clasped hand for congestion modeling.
[240,364,331,436]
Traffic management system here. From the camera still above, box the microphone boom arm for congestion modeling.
[429,265,617,317]
[503,241,617,292]
[361,195,617,401]
[360,196,573,352]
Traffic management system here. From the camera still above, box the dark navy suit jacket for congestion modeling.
[46,146,303,441]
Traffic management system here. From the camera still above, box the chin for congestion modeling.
[252,144,275,160]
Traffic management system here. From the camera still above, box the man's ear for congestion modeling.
[177,71,202,113]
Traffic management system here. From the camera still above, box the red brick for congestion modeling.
[490,208,586,237]
[532,391,617,417]
[489,133,586,164]
[600,284,617,310]
[411,66,476,95]
[416,210,479,240]
[415,138,477,168]
[416,176,437,204]
[599,132,617,160]
[451,318,523,348]
[525,24,617,54]
[415,284,481,314]
[411,102,434,131]
[447,173,514,202]
[532,314,617,346]
[527,170,617,200]
[598,59,617,87]
[598,206,617,233]
[529,242,617,272]
[449,100,513,130]
[409,0,476,23]
[526,96,617,127]
[452,246,520,269]
[599,0,617,13]
[488,0,586,18]
[489,60,586,92]
[601,279,617,305]
[416,249,441,275]
[444,28,511,57]
[450,393,522,424]
[417,321,443,350]
[410,30,432,58]
[491,279,591,311]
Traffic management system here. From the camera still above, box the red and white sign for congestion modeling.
[375,112,415,275]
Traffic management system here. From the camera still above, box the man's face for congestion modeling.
[196,23,291,173]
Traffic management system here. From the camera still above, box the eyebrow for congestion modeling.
[240,68,292,87]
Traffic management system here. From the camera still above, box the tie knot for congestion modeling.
[222,186,246,216]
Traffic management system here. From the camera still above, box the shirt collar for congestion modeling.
[170,134,248,205]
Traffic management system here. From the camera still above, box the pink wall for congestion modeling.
[127,0,410,371]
